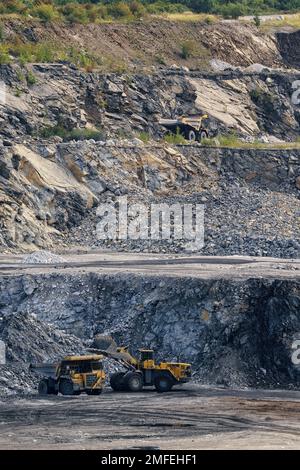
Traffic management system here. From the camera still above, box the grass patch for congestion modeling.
[31,4,61,23]
[3,41,101,70]
[164,131,186,145]
[68,128,104,141]
[1,38,132,72]
[40,126,104,142]
[180,40,198,59]
[202,134,300,150]
[260,13,300,31]
[155,54,167,65]
[158,12,218,23]
[138,131,150,143]
[26,70,37,86]
[16,70,25,82]
[0,44,11,64]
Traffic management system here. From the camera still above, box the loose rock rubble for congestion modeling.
[0,311,85,396]
[1,141,300,257]
[23,251,66,265]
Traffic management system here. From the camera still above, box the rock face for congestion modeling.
[0,271,299,389]
[277,30,300,68]
[0,65,299,141]
[0,64,299,257]
[1,141,299,257]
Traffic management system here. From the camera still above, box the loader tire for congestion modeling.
[38,379,49,395]
[124,372,143,392]
[154,374,174,393]
[110,372,126,391]
[59,379,74,396]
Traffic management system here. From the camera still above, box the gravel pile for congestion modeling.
[23,250,66,265]
[64,178,300,259]
[0,312,85,395]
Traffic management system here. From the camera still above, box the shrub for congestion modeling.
[67,128,104,141]
[31,4,60,23]
[40,125,67,139]
[204,15,215,25]
[26,70,37,86]
[60,3,89,24]
[85,4,108,22]
[0,44,11,64]
[129,1,146,18]
[16,69,25,81]
[155,54,166,65]
[219,3,245,19]
[7,40,100,69]
[0,0,27,15]
[0,22,4,41]
[253,14,261,27]
[66,46,99,70]
[109,2,133,19]
[180,40,197,59]
[35,42,57,62]
[138,131,150,143]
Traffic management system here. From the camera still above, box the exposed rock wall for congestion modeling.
[1,142,299,256]
[277,30,300,68]
[0,271,299,388]
[0,65,299,141]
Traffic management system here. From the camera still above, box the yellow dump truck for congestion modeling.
[33,354,105,396]
[159,114,209,142]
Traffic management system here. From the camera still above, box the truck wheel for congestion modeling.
[110,372,126,391]
[154,375,174,393]
[38,379,49,395]
[86,389,102,395]
[186,129,196,142]
[198,130,208,142]
[59,379,74,396]
[47,379,58,395]
[124,372,143,392]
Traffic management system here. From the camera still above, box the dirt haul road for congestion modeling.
[0,252,299,280]
[1,385,300,450]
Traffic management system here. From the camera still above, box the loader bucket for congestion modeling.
[93,334,117,352]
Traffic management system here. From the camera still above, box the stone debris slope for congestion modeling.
[1,140,299,258]
[0,311,85,396]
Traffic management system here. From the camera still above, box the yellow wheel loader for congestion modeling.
[91,336,192,393]
[33,355,105,396]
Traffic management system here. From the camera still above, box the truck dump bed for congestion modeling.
[159,114,208,132]
[30,363,57,378]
